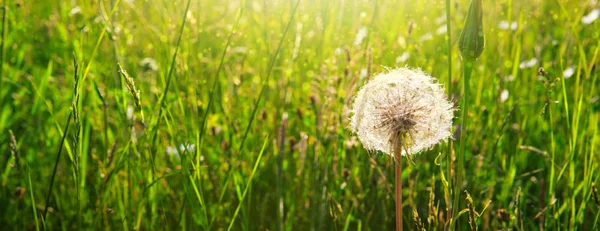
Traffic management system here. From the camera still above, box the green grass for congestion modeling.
[1,0,599,230]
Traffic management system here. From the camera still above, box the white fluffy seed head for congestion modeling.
[350,67,453,156]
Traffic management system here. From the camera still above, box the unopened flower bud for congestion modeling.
[458,0,484,61]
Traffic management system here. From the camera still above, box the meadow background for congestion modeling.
[1,0,599,230]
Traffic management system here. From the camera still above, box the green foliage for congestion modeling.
[0,0,599,230]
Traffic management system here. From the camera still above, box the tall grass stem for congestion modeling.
[149,0,192,167]
[0,6,6,84]
[452,60,473,228]
[42,112,73,221]
[444,0,453,222]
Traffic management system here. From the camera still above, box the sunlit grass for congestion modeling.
[0,0,599,230]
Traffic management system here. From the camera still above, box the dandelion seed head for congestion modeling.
[140,57,159,72]
[350,67,453,156]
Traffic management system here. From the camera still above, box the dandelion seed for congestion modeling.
[166,143,196,158]
[395,52,410,64]
[230,46,248,54]
[503,75,515,82]
[292,23,303,59]
[419,33,433,42]
[500,89,509,102]
[435,25,447,35]
[179,144,196,152]
[435,15,446,25]
[519,58,538,69]
[350,67,453,156]
[498,20,518,30]
[359,68,368,80]
[582,9,600,24]
[334,47,344,55]
[563,67,574,79]
[126,105,134,120]
[69,6,82,16]
[166,147,179,157]
[354,27,368,46]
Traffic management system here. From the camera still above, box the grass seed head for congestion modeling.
[466,191,478,231]
[350,67,453,156]
[592,182,599,207]
[118,63,142,109]
[412,208,426,231]
[9,130,20,174]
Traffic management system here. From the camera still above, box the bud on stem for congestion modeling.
[458,0,484,61]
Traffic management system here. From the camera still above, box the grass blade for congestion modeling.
[227,136,269,231]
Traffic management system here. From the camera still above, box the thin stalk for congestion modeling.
[149,0,192,167]
[452,60,473,228]
[226,136,269,231]
[43,112,73,221]
[197,0,246,163]
[445,0,452,98]
[444,0,453,221]
[1,6,7,98]
[28,169,40,231]
[1,6,6,79]
[394,144,403,231]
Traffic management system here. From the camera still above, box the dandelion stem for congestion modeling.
[452,59,473,228]
[394,143,403,231]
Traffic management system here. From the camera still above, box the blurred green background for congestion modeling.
[0,0,599,230]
